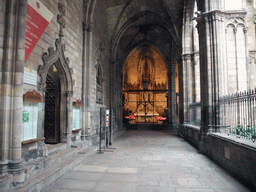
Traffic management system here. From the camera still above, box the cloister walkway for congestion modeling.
[43,130,250,192]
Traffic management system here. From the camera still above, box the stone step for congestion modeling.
[71,139,90,149]
[23,138,97,183]
[23,148,76,181]
[0,174,13,191]
[46,143,67,156]
[78,146,96,154]
[13,145,97,192]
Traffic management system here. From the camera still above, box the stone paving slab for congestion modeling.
[42,130,250,192]
[107,167,139,174]
[62,172,104,181]
[93,182,137,192]
[73,165,109,173]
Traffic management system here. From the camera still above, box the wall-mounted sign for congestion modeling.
[23,89,42,103]
[22,103,39,141]
[73,107,82,130]
[25,0,54,61]
[73,99,83,107]
[72,100,82,130]
[24,67,37,85]
[22,90,42,141]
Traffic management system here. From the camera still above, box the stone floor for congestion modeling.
[42,130,250,192]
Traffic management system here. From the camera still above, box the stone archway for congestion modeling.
[38,39,74,146]
[122,45,169,126]
[110,7,180,129]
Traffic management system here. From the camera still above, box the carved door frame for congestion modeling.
[38,39,74,144]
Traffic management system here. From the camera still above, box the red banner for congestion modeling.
[25,0,53,61]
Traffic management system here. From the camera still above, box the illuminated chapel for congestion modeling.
[1,0,256,190]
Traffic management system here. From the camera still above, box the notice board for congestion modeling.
[22,103,39,141]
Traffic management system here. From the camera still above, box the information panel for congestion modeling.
[24,67,37,86]
[22,103,38,141]
[73,107,82,130]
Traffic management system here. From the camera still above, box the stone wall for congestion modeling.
[22,0,85,161]
[20,0,112,160]
[181,125,256,188]
[247,0,256,89]
[25,0,84,99]
[0,0,5,76]
[89,0,110,132]
[180,124,200,148]
[207,133,256,188]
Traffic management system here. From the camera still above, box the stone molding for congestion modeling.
[249,50,256,64]
[194,10,247,31]
[38,39,73,93]
[57,3,66,41]
[224,11,247,32]
[38,36,74,148]
[64,90,74,97]
[181,53,193,61]
[84,22,94,32]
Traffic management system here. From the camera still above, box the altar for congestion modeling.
[128,111,162,124]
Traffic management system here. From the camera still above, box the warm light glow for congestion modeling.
[122,45,168,124]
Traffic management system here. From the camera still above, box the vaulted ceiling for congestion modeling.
[104,0,188,67]
[105,0,185,39]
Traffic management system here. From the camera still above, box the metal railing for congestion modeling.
[217,89,256,141]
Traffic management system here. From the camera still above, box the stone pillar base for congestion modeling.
[39,141,49,157]
[62,133,71,148]
[12,171,26,187]
[199,140,206,154]
[8,160,25,186]
[0,162,8,176]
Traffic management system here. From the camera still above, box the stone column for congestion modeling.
[167,70,172,125]
[244,27,249,90]
[191,54,196,104]
[196,12,209,154]
[82,22,94,136]
[191,54,197,123]
[8,0,28,184]
[65,91,73,148]
[178,57,184,125]
[81,22,87,140]
[182,54,196,124]
[204,10,224,128]
[109,57,115,144]
[0,0,13,176]
[182,54,190,122]
[209,11,221,127]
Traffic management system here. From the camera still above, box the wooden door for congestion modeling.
[44,74,60,144]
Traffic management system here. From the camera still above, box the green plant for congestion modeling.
[235,125,256,139]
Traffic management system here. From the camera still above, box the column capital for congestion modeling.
[205,10,223,22]
[181,54,192,61]
[243,27,248,33]
[234,28,237,34]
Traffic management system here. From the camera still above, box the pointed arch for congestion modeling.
[38,39,74,144]
[39,39,73,93]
